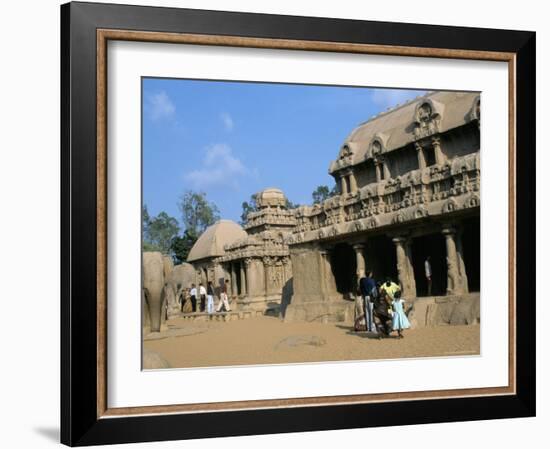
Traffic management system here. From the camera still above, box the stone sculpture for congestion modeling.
[143,251,167,332]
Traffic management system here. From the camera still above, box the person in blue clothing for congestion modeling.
[391,290,410,338]
[359,270,378,332]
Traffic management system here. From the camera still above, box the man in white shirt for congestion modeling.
[189,284,197,312]
[425,256,432,296]
[216,279,232,312]
[198,282,207,312]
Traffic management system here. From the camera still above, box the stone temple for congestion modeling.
[186,91,481,323]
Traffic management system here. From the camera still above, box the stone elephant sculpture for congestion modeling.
[143,251,168,333]
[165,262,196,316]
[162,255,174,280]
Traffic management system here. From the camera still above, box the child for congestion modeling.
[391,290,410,338]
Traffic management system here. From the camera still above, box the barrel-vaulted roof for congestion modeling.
[329,91,480,174]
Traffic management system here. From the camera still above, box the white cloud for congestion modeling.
[145,91,176,122]
[220,112,234,131]
[184,144,252,190]
[370,89,425,110]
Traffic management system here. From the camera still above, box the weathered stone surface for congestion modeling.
[409,294,480,327]
[165,263,195,318]
[162,255,174,280]
[449,296,480,325]
[187,220,247,263]
[143,251,166,333]
[284,301,354,324]
[142,289,151,335]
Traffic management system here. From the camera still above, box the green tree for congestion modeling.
[178,190,220,235]
[285,198,299,209]
[142,205,151,240]
[143,204,159,252]
[312,185,338,204]
[240,194,258,224]
[143,210,180,254]
[170,229,198,264]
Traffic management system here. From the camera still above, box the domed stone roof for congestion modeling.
[256,187,287,209]
[187,220,247,262]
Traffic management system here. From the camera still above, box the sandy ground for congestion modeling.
[143,315,480,369]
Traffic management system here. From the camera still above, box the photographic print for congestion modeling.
[141,79,481,369]
[61,4,534,444]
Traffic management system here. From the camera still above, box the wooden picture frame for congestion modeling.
[61,1,535,446]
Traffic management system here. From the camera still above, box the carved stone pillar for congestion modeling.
[319,249,337,299]
[455,228,469,294]
[243,258,252,297]
[352,243,366,280]
[392,236,415,298]
[318,250,329,297]
[432,136,445,165]
[349,171,358,193]
[239,261,247,296]
[442,226,460,295]
[341,175,348,195]
[262,256,271,295]
[405,238,417,296]
[231,263,238,297]
[415,142,427,170]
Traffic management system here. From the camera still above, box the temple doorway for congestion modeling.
[461,216,480,292]
[411,233,447,296]
[364,236,397,283]
[330,243,357,298]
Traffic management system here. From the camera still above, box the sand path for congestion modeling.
[143,315,480,369]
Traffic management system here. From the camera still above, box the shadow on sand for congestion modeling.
[335,324,400,340]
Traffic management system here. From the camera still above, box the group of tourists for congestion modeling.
[356,271,411,339]
[181,280,232,314]
[176,270,414,339]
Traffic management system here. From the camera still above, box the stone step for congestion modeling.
[179,310,265,322]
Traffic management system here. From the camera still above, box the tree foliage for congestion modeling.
[312,185,338,204]
[170,229,198,264]
[178,190,220,236]
[240,194,258,225]
[142,207,180,254]
[142,191,220,263]
[285,199,299,209]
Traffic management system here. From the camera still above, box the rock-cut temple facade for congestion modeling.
[186,91,481,322]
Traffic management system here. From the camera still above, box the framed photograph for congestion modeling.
[61,1,535,446]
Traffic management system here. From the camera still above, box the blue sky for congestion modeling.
[142,78,424,226]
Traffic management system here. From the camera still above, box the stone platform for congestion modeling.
[179,310,266,322]
[408,292,480,328]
